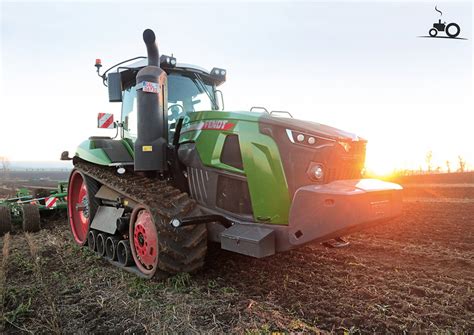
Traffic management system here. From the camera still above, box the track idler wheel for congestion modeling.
[67,170,100,245]
[105,236,119,261]
[21,204,41,232]
[117,240,134,266]
[0,206,12,236]
[130,206,158,275]
[96,233,107,257]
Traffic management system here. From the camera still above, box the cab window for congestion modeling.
[121,72,217,142]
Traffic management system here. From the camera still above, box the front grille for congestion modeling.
[187,167,209,204]
[325,141,366,182]
[325,166,361,182]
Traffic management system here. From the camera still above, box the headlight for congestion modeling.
[286,129,334,147]
[307,163,324,181]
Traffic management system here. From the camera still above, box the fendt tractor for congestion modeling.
[62,29,402,278]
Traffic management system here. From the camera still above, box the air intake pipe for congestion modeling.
[134,29,168,172]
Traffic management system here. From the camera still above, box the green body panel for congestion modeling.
[121,138,135,159]
[181,111,291,224]
[75,139,134,165]
[75,140,112,166]
[75,111,292,224]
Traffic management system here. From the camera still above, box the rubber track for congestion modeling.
[74,160,207,276]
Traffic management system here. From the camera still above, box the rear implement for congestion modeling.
[0,183,68,235]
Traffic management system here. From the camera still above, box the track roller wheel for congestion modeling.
[105,236,119,261]
[68,169,100,245]
[21,204,41,232]
[0,206,12,235]
[96,233,106,257]
[117,240,134,266]
[88,230,98,251]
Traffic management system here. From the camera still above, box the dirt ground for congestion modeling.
[1,185,473,333]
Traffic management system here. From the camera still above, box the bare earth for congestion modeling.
[1,186,473,333]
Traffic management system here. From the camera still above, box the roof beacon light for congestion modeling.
[95,58,102,77]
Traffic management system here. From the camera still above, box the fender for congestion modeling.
[75,137,134,166]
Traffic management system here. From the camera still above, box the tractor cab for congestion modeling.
[103,57,226,143]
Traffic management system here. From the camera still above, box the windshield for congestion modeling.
[168,72,217,112]
[122,72,218,141]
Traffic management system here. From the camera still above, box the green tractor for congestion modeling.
[0,183,68,235]
[62,29,402,278]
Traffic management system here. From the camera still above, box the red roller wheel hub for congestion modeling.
[68,170,91,245]
[129,206,159,275]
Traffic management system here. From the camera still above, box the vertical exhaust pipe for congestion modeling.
[134,29,168,172]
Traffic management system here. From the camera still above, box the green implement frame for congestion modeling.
[0,182,68,235]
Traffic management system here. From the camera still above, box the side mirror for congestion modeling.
[216,90,224,110]
[97,113,116,129]
[60,151,72,161]
[107,72,122,102]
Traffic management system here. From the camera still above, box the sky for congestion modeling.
[0,0,472,174]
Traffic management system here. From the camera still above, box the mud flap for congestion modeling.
[90,206,124,234]
[288,179,402,246]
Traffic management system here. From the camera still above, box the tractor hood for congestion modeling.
[260,114,364,142]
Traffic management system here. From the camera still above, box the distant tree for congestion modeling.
[0,156,10,180]
[425,150,433,173]
[445,160,451,173]
[457,155,466,172]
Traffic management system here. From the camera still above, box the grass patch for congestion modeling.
[220,286,237,295]
[128,278,165,298]
[10,254,34,274]
[3,287,36,325]
[166,272,192,293]
[3,298,32,324]
[127,273,194,298]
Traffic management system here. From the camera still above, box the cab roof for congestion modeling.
[117,58,225,89]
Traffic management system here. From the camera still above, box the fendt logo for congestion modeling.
[419,6,466,40]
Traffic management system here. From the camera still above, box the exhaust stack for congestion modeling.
[134,29,168,172]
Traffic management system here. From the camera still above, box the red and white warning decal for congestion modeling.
[182,120,235,133]
[142,81,159,94]
[45,197,57,208]
[97,113,115,129]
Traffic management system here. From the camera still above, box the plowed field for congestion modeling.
[1,185,473,333]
